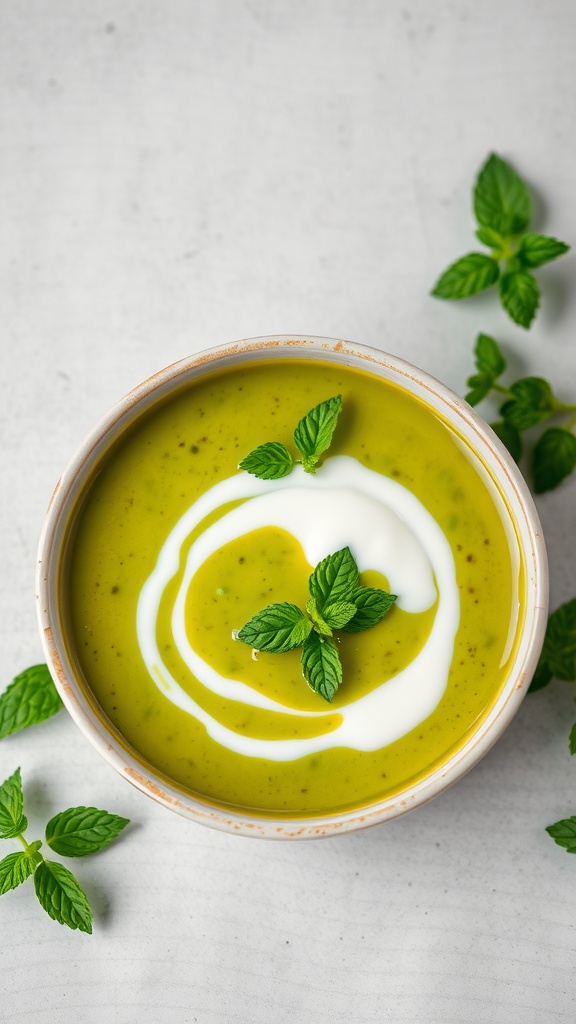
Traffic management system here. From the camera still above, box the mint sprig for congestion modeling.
[0,664,63,739]
[239,395,342,480]
[0,767,129,933]
[235,547,396,702]
[432,153,570,328]
[465,333,576,492]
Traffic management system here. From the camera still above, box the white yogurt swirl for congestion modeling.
[137,456,460,761]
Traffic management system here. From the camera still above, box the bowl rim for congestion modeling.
[36,334,549,839]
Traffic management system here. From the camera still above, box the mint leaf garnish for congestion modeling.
[539,599,576,683]
[0,768,27,839]
[432,153,570,327]
[293,394,342,473]
[474,152,531,236]
[240,395,342,480]
[238,442,294,480]
[309,546,358,613]
[45,807,130,858]
[546,818,576,855]
[518,233,570,268]
[0,851,36,894]
[0,768,129,933]
[500,377,557,430]
[236,603,313,653]
[498,270,540,328]
[34,860,93,933]
[0,664,63,739]
[431,253,500,300]
[301,632,342,703]
[235,547,396,702]
[341,587,398,633]
[533,428,576,494]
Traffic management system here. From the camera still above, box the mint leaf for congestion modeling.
[0,768,27,839]
[322,601,358,630]
[540,599,576,683]
[431,253,500,300]
[475,332,506,378]
[518,233,570,269]
[309,547,358,613]
[489,421,523,464]
[569,723,576,756]
[0,664,63,739]
[0,850,36,894]
[500,377,556,430]
[305,597,333,637]
[476,226,506,251]
[341,588,397,633]
[46,807,130,858]
[34,859,92,933]
[465,372,493,406]
[546,817,576,854]
[238,442,294,480]
[237,603,312,653]
[533,428,576,493]
[474,153,532,236]
[293,395,342,473]
[499,270,540,328]
[301,632,342,703]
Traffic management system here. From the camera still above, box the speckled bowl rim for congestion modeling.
[36,335,549,839]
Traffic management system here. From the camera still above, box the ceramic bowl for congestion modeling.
[37,336,548,838]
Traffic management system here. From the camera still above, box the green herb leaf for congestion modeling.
[465,372,493,406]
[533,428,576,494]
[308,546,359,613]
[0,664,63,739]
[341,588,397,633]
[474,332,506,378]
[500,377,556,430]
[518,232,570,268]
[569,723,576,756]
[305,597,333,637]
[473,153,532,236]
[546,817,576,854]
[475,226,506,251]
[0,768,27,839]
[489,421,523,464]
[293,395,342,473]
[499,270,540,328]
[431,253,500,300]
[0,850,36,894]
[238,442,294,480]
[539,599,576,683]
[236,603,313,653]
[45,806,130,858]
[34,859,92,933]
[301,632,342,703]
[527,659,553,693]
[321,601,358,630]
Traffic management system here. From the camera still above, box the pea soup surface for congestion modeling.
[63,359,523,817]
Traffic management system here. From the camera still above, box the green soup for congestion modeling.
[62,358,524,817]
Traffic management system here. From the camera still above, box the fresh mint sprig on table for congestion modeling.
[235,546,396,702]
[464,333,576,492]
[0,766,129,932]
[0,664,63,738]
[431,153,570,328]
[239,394,342,479]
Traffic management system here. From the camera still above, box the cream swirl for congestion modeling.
[137,457,460,760]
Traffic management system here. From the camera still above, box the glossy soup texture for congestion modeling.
[63,358,524,817]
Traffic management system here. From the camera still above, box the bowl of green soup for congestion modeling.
[37,335,548,838]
